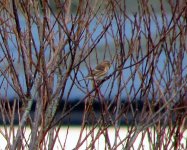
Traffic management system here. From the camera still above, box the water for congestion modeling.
[0,7,186,100]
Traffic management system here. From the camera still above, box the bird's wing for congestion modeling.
[90,65,104,75]
[95,64,105,71]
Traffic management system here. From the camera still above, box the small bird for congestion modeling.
[85,60,111,80]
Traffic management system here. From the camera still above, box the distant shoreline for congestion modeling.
[0,99,174,125]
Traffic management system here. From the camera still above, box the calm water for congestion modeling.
[0,2,185,100]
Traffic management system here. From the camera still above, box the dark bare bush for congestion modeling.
[0,0,186,149]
